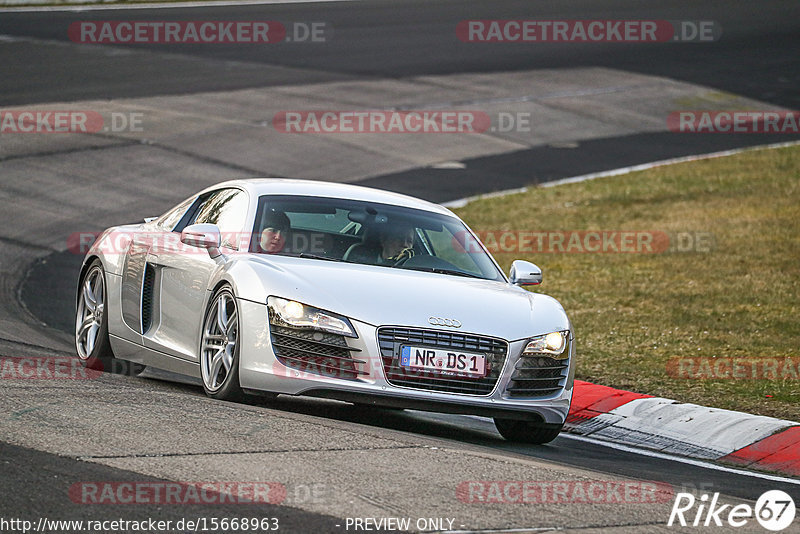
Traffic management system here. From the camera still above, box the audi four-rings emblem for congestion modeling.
[428,317,462,328]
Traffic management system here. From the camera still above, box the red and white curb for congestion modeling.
[567,380,800,477]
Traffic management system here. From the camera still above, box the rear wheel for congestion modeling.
[200,286,244,401]
[493,418,563,444]
[76,260,145,375]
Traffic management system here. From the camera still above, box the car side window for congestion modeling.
[182,189,249,249]
[157,196,196,231]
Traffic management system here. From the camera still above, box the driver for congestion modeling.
[259,209,291,254]
[378,224,415,265]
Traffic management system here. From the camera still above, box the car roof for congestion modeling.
[201,178,454,216]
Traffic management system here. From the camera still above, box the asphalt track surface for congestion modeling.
[1,0,800,532]
[0,0,798,109]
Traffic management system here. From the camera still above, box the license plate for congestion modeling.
[399,345,486,378]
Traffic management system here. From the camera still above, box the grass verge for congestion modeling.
[455,144,800,421]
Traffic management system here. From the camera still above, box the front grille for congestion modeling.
[378,327,508,395]
[506,345,569,398]
[141,263,155,333]
[270,325,366,380]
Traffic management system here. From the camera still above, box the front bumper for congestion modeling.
[237,299,574,425]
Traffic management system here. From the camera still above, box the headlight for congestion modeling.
[523,331,569,359]
[267,296,357,338]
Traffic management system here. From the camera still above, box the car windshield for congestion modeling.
[250,195,505,282]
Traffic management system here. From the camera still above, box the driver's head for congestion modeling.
[380,223,415,260]
[259,210,290,254]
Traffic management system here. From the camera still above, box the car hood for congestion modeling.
[236,255,569,341]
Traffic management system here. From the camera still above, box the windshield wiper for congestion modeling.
[284,252,354,263]
[405,266,486,279]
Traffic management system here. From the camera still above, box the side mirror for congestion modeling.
[181,223,222,258]
[509,260,542,286]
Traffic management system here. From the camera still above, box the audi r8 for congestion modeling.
[75,179,574,443]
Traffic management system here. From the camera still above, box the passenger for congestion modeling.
[259,210,291,254]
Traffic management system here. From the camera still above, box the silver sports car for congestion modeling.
[76,179,574,443]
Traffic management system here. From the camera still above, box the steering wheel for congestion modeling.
[390,248,414,267]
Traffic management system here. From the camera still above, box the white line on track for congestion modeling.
[560,433,800,486]
[0,0,359,12]
[443,140,800,208]
[441,529,559,533]
[454,414,800,486]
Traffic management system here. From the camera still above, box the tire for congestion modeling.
[200,285,244,401]
[493,418,563,444]
[76,259,145,376]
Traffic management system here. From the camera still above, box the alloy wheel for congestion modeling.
[76,266,105,359]
[201,290,238,392]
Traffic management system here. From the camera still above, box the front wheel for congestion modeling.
[76,260,145,376]
[493,418,563,444]
[200,286,244,401]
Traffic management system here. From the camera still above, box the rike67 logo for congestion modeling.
[668,490,796,531]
